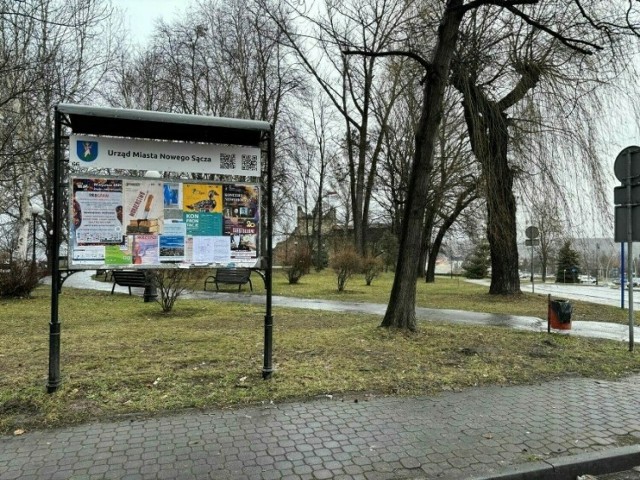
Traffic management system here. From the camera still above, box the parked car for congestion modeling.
[579,275,596,284]
[613,277,640,287]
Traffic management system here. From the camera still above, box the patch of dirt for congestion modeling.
[0,398,39,415]
[615,433,640,447]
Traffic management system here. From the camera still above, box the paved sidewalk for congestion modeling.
[3,375,640,479]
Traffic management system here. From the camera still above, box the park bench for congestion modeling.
[204,268,253,292]
[111,270,151,295]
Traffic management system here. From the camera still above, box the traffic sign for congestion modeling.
[614,205,640,242]
[525,239,539,247]
[614,146,640,184]
[525,226,539,239]
[614,185,640,205]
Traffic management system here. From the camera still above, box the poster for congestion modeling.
[163,182,183,220]
[192,236,216,263]
[223,184,259,260]
[124,179,164,235]
[105,244,132,265]
[72,178,123,245]
[159,221,186,262]
[212,236,232,264]
[131,234,159,265]
[183,183,223,236]
[72,245,105,264]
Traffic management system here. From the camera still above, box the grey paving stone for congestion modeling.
[5,375,640,479]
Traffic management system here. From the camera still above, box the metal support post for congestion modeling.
[627,149,634,351]
[262,128,274,379]
[47,108,62,393]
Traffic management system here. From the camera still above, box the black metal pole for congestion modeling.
[47,107,62,393]
[262,127,274,379]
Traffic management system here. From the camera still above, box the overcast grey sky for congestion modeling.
[112,0,185,45]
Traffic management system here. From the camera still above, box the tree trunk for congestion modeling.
[481,112,521,295]
[16,173,32,262]
[419,213,434,279]
[425,186,477,282]
[486,158,521,294]
[381,0,464,330]
[425,233,442,283]
[454,77,525,295]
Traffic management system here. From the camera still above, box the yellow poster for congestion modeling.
[183,184,223,213]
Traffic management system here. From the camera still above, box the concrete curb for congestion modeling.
[470,445,640,480]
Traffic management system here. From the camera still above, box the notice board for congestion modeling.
[69,176,260,268]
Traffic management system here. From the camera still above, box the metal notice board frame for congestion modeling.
[48,104,275,392]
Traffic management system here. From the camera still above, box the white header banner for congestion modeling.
[70,135,261,177]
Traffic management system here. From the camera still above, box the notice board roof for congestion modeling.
[57,104,271,147]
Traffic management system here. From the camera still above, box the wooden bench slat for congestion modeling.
[204,268,252,292]
[111,270,149,295]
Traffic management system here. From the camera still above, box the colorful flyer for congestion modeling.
[105,244,132,265]
[124,179,164,235]
[72,178,123,245]
[159,221,186,262]
[183,184,222,213]
[223,185,259,261]
[184,212,223,236]
[131,234,159,265]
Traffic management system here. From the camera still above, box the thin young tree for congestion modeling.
[262,0,412,255]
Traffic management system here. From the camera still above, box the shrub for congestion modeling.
[330,248,362,291]
[0,261,41,298]
[361,254,384,286]
[283,245,312,284]
[148,269,195,313]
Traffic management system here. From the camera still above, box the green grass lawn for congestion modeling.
[269,270,628,324]
[0,279,638,435]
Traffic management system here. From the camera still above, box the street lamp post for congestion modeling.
[31,204,44,266]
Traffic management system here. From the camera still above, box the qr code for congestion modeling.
[241,154,258,171]
[220,153,236,170]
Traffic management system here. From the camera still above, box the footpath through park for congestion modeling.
[4,274,640,480]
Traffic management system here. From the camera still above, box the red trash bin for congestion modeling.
[548,295,572,331]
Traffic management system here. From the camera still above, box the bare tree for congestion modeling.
[0,0,119,265]
[528,196,562,282]
[262,0,412,255]
[346,0,640,329]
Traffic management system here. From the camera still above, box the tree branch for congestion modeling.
[500,3,603,54]
[459,0,538,14]
[497,63,541,110]
[342,49,432,72]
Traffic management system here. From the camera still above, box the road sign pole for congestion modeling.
[531,244,534,294]
[627,149,634,351]
[621,243,625,309]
